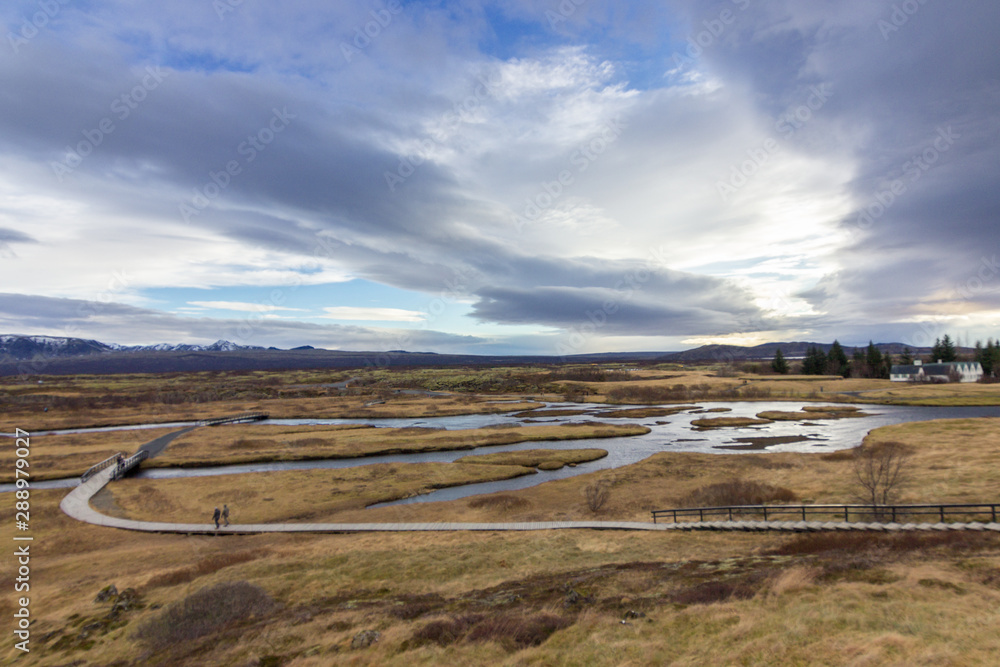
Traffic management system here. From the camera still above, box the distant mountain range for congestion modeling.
[0,335,264,360]
[0,334,661,376]
[0,334,959,377]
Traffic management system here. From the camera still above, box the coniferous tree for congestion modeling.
[882,352,894,379]
[930,334,958,362]
[976,339,997,377]
[771,348,789,374]
[899,347,914,364]
[802,346,828,375]
[827,340,850,377]
[865,341,886,378]
[930,337,944,363]
[940,334,957,362]
[851,348,866,376]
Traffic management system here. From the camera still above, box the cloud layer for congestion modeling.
[1,1,997,353]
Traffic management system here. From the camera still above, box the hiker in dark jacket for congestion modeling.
[212,507,221,529]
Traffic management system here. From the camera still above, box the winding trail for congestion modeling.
[60,446,1000,535]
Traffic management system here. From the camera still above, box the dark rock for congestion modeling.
[94,584,118,603]
[351,629,380,649]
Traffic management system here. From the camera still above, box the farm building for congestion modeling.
[890,360,984,383]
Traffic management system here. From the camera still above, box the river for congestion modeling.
[9,401,999,504]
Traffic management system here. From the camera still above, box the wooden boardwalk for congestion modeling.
[60,466,1000,535]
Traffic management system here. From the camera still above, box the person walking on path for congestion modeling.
[212,507,221,529]
[222,504,230,527]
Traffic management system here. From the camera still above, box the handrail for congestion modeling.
[651,503,1000,524]
[81,452,127,482]
[199,411,269,427]
[111,450,149,480]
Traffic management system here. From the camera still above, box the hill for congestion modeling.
[657,341,947,363]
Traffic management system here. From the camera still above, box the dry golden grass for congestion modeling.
[3,365,999,666]
[0,427,181,481]
[755,409,869,421]
[856,381,1000,406]
[145,422,648,469]
[6,416,1000,666]
[455,448,607,469]
[691,417,773,428]
[0,421,645,482]
[97,461,539,522]
[862,418,1000,503]
[99,418,1000,527]
[0,388,544,431]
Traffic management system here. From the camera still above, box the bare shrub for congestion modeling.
[412,614,480,647]
[585,481,611,513]
[680,479,797,507]
[715,364,739,377]
[466,613,571,649]
[671,581,751,605]
[412,613,570,651]
[853,441,911,507]
[467,494,530,512]
[135,581,276,649]
[737,385,773,399]
[770,531,998,559]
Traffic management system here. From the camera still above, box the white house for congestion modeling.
[890,360,984,383]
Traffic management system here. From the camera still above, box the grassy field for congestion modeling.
[6,416,1000,665]
[2,365,999,665]
[3,365,998,433]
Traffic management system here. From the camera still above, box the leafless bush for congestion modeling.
[585,481,611,513]
[412,612,570,650]
[819,449,855,462]
[680,479,797,508]
[467,494,530,512]
[853,441,911,507]
[467,613,571,649]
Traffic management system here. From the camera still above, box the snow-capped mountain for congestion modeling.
[0,335,111,359]
[0,335,264,360]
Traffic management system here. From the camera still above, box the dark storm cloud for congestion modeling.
[2,0,998,351]
[692,1,1000,326]
[471,285,755,335]
[0,228,36,243]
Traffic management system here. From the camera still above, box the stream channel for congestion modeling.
[8,401,1000,506]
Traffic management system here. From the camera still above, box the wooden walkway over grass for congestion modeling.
[60,465,1000,535]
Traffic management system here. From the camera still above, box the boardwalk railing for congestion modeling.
[111,450,148,480]
[81,453,127,482]
[199,411,269,427]
[652,503,1000,524]
[81,450,149,482]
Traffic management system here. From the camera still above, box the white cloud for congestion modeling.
[187,301,306,313]
[321,307,427,322]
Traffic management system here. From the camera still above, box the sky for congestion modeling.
[1,0,998,355]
